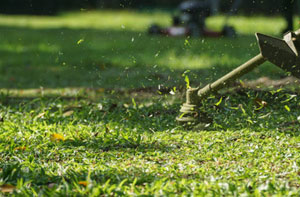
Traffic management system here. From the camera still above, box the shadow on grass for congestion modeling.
[62,137,176,153]
[0,25,286,90]
[0,161,180,192]
[202,88,300,135]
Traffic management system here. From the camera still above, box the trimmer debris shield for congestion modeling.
[256,32,300,78]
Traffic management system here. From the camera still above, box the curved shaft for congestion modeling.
[197,53,266,99]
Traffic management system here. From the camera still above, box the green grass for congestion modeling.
[0,10,295,90]
[1,10,300,196]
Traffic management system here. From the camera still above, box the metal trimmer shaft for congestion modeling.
[177,29,300,124]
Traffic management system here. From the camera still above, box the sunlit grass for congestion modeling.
[0,10,171,31]
[207,15,288,35]
[0,10,293,34]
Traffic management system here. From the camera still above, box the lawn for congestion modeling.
[1,10,300,196]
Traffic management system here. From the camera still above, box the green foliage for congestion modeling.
[0,11,300,195]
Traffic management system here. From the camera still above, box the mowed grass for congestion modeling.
[1,10,300,195]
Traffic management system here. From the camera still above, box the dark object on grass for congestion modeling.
[177,28,300,125]
[148,0,238,38]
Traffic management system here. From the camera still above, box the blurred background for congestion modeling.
[0,0,287,15]
[0,0,289,15]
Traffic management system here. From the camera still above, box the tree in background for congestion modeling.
[282,0,297,32]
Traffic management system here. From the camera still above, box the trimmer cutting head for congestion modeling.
[176,87,212,125]
[176,87,200,123]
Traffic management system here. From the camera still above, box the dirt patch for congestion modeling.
[242,76,300,89]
